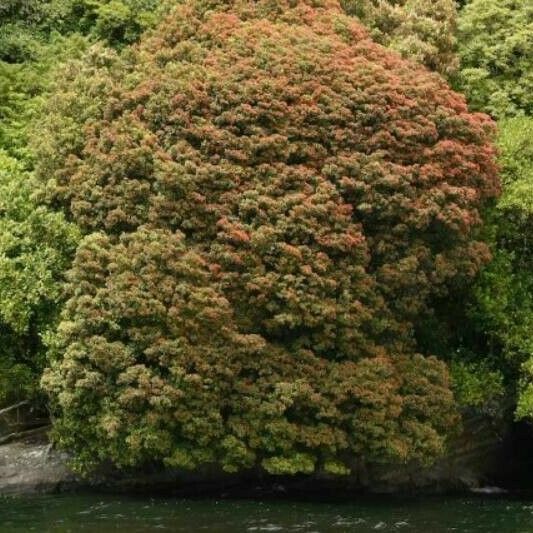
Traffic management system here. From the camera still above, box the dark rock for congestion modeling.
[0,438,78,495]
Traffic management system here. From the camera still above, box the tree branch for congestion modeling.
[0,401,30,418]
[0,425,51,446]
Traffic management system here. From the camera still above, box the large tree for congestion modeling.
[41,0,498,474]
[342,0,458,75]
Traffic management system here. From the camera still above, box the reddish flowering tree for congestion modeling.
[41,0,499,474]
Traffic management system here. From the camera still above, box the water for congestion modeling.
[1,494,533,532]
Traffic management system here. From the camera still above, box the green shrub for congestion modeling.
[470,118,533,418]
[44,0,167,45]
[0,151,79,405]
[450,359,504,411]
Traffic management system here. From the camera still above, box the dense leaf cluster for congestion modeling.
[452,0,533,417]
[341,0,458,75]
[0,151,79,405]
[470,118,533,418]
[456,0,533,118]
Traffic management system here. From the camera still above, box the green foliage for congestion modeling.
[0,1,50,63]
[0,151,80,404]
[0,63,24,146]
[450,0,533,427]
[517,358,533,420]
[0,33,88,159]
[0,359,37,406]
[0,0,47,24]
[44,0,165,45]
[32,41,123,177]
[449,359,504,411]
[472,249,532,360]
[456,0,533,118]
[39,0,501,474]
[497,117,533,215]
[0,0,90,409]
[0,23,43,63]
[262,453,316,475]
[0,0,169,60]
[469,118,533,419]
[342,0,458,75]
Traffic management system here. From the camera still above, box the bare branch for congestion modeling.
[0,425,51,446]
[0,401,30,418]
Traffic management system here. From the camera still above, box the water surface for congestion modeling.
[1,493,533,532]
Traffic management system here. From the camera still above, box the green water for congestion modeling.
[1,494,533,532]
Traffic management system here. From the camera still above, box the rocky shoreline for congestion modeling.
[0,413,507,497]
[0,439,76,496]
